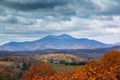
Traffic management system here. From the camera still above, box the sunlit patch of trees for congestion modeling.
[22,51,120,80]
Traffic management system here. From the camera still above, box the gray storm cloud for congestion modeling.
[0,0,120,44]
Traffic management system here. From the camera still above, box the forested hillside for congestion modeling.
[22,51,120,80]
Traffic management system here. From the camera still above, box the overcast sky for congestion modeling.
[0,0,120,44]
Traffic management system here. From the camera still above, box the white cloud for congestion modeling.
[0,0,120,44]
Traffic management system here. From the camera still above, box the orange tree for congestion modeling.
[22,62,57,80]
[70,50,120,80]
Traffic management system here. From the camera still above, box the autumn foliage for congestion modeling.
[22,51,120,80]
[22,62,57,80]
[0,65,22,80]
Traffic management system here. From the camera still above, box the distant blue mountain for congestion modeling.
[0,34,110,51]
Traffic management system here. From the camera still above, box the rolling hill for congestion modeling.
[33,54,87,63]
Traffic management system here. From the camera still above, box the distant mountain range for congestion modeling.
[0,45,120,60]
[0,34,117,51]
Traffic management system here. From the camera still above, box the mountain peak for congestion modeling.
[58,34,73,39]
[42,34,73,40]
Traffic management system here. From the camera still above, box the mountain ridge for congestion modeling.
[0,34,111,51]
